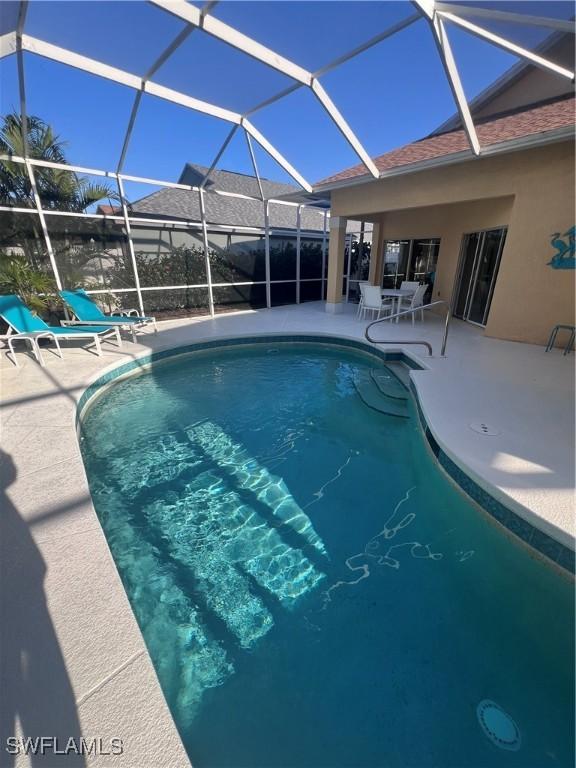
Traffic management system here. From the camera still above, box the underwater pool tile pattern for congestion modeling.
[78,338,574,768]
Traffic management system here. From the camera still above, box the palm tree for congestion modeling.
[0,113,119,211]
[0,113,127,301]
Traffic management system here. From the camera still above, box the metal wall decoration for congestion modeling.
[548,226,576,269]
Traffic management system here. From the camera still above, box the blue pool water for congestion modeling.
[79,343,574,768]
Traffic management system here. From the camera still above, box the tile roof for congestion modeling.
[126,164,325,232]
[316,95,575,188]
[97,204,120,215]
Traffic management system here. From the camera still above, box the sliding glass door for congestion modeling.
[381,238,440,290]
[454,227,507,327]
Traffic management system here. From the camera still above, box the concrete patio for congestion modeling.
[1,301,574,766]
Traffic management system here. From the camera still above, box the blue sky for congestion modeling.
[0,0,571,200]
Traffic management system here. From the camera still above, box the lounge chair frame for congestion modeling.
[0,295,123,367]
[1,330,63,368]
[59,291,158,342]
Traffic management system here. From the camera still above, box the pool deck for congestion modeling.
[1,301,574,767]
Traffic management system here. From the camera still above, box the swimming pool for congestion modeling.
[79,340,574,768]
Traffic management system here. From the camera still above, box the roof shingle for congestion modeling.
[128,168,325,232]
[178,163,298,201]
[316,95,575,188]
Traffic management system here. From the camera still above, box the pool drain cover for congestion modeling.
[477,700,521,751]
[469,422,500,436]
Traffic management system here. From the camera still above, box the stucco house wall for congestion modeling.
[373,196,514,311]
[329,140,574,346]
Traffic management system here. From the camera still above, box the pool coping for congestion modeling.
[76,332,574,577]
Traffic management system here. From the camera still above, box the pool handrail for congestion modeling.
[364,300,451,357]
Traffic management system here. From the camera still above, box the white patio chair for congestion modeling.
[398,281,420,311]
[356,281,370,317]
[402,283,428,324]
[361,285,392,321]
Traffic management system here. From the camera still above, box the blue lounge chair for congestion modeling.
[59,289,157,341]
[0,294,121,367]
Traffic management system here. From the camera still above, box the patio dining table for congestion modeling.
[381,288,416,323]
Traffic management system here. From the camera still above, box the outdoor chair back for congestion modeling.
[356,281,370,318]
[363,285,383,309]
[0,294,50,333]
[410,284,428,308]
[401,284,428,325]
[60,289,107,322]
[59,289,156,337]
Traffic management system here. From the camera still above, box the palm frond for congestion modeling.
[0,253,60,312]
[0,112,117,211]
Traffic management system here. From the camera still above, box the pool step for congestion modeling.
[369,368,408,401]
[383,361,412,389]
[353,370,409,419]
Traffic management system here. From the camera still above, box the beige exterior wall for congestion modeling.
[330,141,575,345]
[373,197,515,310]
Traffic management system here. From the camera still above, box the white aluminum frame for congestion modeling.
[414,1,480,155]
[313,12,422,78]
[264,200,271,308]
[116,2,220,174]
[16,33,312,191]
[296,205,302,304]
[2,0,571,317]
[244,129,265,201]
[437,11,575,81]
[435,3,576,35]
[117,176,145,316]
[3,1,566,187]
[0,31,17,59]
[201,125,238,189]
[198,187,215,316]
[14,2,62,289]
[149,0,380,178]
[0,153,308,207]
[0,154,327,316]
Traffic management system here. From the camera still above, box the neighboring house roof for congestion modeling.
[315,94,575,189]
[123,164,325,232]
[178,162,298,200]
[128,187,325,231]
[97,204,120,215]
